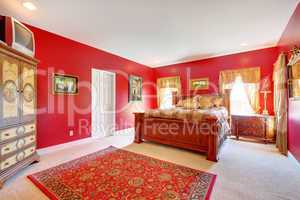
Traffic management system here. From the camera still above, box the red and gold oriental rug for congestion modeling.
[28,147,216,200]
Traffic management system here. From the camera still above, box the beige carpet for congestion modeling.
[1,134,300,200]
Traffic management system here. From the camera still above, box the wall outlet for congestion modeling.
[69,130,74,136]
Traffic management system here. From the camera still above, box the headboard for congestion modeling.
[173,92,231,115]
[174,93,221,105]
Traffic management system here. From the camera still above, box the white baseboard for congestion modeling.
[113,128,134,136]
[37,137,96,156]
[37,128,135,156]
[288,151,300,170]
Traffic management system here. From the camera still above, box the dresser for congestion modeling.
[0,42,39,188]
[231,114,275,143]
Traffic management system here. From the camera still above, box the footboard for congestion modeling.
[134,113,224,162]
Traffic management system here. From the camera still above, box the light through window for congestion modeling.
[230,76,254,115]
[159,88,176,109]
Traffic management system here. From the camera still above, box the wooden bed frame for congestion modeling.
[134,93,230,162]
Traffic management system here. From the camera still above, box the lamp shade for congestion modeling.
[260,76,271,92]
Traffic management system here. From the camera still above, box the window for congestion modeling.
[159,88,176,109]
[230,76,255,115]
[157,76,181,109]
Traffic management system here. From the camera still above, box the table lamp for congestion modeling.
[260,76,271,115]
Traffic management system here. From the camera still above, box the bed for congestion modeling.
[134,94,230,162]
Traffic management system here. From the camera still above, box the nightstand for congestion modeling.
[231,114,275,143]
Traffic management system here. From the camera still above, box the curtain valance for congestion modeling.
[219,67,261,113]
[219,67,261,85]
[157,76,181,89]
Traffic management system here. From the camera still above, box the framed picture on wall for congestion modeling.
[129,75,143,102]
[53,73,78,95]
[190,78,209,90]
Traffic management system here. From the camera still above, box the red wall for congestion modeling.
[154,47,279,114]
[278,3,300,162]
[28,26,156,149]
[25,2,300,152]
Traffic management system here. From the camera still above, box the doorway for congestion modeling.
[91,69,116,138]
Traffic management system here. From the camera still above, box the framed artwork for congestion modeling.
[190,78,209,90]
[53,73,78,95]
[129,75,142,102]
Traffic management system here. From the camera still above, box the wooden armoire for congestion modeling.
[0,42,39,188]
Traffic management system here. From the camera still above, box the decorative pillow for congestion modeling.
[198,96,214,109]
[212,96,224,107]
[192,95,201,102]
[182,98,199,109]
[176,99,184,107]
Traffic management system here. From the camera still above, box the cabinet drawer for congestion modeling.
[0,145,36,171]
[24,134,36,145]
[0,125,32,142]
[24,123,36,134]
[0,127,18,142]
[24,146,36,158]
[1,134,36,156]
[0,154,17,171]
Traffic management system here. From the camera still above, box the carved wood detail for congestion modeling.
[231,114,275,143]
[134,113,226,162]
[0,43,39,189]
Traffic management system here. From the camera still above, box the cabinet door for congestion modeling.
[20,63,36,123]
[0,53,20,127]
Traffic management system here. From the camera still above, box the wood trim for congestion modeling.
[134,113,144,143]
[0,43,38,65]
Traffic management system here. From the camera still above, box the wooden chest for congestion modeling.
[231,114,275,143]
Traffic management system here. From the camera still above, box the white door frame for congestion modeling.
[91,68,116,138]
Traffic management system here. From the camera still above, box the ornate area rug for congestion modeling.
[28,146,216,200]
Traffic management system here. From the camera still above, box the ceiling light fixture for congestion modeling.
[22,1,37,11]
[240,42,248,47]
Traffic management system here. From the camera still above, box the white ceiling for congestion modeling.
[0,0,299,67]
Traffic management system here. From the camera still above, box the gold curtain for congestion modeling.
[219,67,261,86]
[157,76,181,107]
[291,62,300,97]
[244,84,260,113]
[273,53,288,155]
[292,62,300,78]
[219,67,261,112]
